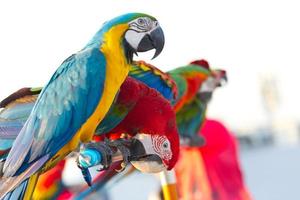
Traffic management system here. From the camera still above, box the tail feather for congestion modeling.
[2,179,28,200]
[1,174,39,200]
[0,155,48,199]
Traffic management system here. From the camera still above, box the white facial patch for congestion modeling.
[133,133,156,155]
[124,17,158,50]
[124,30,146,49]
[151,135,172,161]
[200,77,217,93]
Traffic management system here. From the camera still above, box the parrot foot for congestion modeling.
[115,162,126,173]
[105,138,132,173]
[77,141,114,186]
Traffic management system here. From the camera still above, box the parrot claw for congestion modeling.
[76,159,93,187]
[105,139,132,172]
[96,164,105,172]
[115,162,126,173]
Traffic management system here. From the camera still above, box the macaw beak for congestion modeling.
[129,135,168,173]
[137,26,165,59]
[219,74,228,86]
[213,69,228,87]
[130,154,166,173]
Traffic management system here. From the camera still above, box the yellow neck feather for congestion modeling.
[78,24,131,143]
[47,24,131,171]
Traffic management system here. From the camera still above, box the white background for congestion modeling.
[1,0,299,130]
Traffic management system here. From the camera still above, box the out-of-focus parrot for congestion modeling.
[199,119,252,200]
[168,60,227,146]
[0,13,165,199]
[32,160,67,200]
[169,60,228,200]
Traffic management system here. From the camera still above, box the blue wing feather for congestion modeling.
[129,62,176,101]
[176,96,206,138]
[0,95,38,160]
[3,48,106,177]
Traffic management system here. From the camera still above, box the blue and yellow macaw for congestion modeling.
[0,13,165,199]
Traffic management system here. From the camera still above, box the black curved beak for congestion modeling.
[137,26,165,59]
[129,138,167,172]
[221,74,228,85]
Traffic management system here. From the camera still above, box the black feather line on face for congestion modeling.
[123,39,136,64]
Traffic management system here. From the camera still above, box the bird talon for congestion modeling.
[115,162,126,172]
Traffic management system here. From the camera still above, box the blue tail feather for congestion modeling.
[2,179,28,200]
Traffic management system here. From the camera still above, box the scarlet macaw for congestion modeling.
[0,13,165,199]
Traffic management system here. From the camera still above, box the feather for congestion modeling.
[0,88,40,108]
[176,95,207,145]
[3,48,105,179]
[130,61,178,101]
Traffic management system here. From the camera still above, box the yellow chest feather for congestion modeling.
[47,24,131,169]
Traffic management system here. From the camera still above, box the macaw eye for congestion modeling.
[137,18,146,25]
[163,142,169,149]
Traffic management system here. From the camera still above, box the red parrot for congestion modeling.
[91,75,179,173]
[199,119,252,200]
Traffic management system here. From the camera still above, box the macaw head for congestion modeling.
[130,132,179,173]
[126,88,179,173]
[86,13,165,62]
[192,60,227,103]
